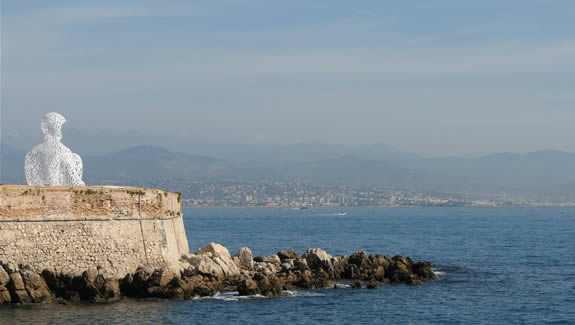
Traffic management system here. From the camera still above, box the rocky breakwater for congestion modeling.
[0,243,435,304]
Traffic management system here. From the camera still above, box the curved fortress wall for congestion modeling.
[0,185,189,278]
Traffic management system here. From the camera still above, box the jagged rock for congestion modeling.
[9,272,32,304]
[277,250,300,262]
[180,274,222,298]
[351,280,362,288]
[349,251,372,270]
[387,259,412,284]
[295,269,331,289]
[253,272,283,296]
[280,259,295,273]
[237,278,259,296]
[369,254,392,268]
[0,244,434,304]
[392,256,413,267]
[196,242,232,260]
[412,261,435,280]
[3,263,19,274]
[0,266,11,304]
[234,247,254,270]
[332,255,349,278]
[303,248,334,273]
[344,264,361,279]
[20,270,52,303]
[294,258,310,272]
[366,279,379,289]
[254,255,281,265]
[372,266,386,281]
[187,243,241,277]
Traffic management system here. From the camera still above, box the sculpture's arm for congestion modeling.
[25,151,42,185]
[63,153,85,186]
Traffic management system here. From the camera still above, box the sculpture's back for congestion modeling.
[24,112,85,186]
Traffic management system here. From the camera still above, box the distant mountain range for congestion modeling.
[2,144,574,199]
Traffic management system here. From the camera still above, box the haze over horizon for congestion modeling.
[2,1,575,157]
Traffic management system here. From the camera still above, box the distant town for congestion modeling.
[115,180,575,208]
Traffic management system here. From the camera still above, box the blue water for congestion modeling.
[1,207,574,324]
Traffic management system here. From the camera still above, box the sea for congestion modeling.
[1,207,574,324]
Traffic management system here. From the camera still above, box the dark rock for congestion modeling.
[387,260,412,284]
[372,266,386,282]
[295,269,331,289]
[351,280,362,288]
[366,279,379,289]
[332,256,349,279]
[237,278,259,296]
[349,251,372,270]
[344,264,361,279]
[253,272,283,296]
[369,254,392,268]
[294,258,310,272]
[180,275,222,298]
[277,250,300,262]
[412,261,435,280]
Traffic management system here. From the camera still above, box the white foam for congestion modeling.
[285,290,326,297]
[193,291,267,302]
[334,283,351,289]
[432,269,446,277]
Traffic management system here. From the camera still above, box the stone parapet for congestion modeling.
[0,185,189,278]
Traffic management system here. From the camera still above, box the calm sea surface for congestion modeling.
[1,207,574,324]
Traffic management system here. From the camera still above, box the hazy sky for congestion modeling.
[1,0,574,156]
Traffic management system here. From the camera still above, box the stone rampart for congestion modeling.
[0,185,189,278]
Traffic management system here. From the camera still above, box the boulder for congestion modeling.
[294,258,310,272]
[295,269,331,289]
[253,272,283,296]
[8,272,32,304]
[196,242,232,260]
[351,280,362,288]
[180,274,222,298]
[192,243,241,277]
[302,248,334,273]
[369,254,392,268]
[280,259,295,273]
[349,251,372,270]
[20,270,52,303]
[412,261,435,280]
[277,250,300,262]
[387,260,412,284]
[237,278,259,296]
[254,255,281,265]
[0,266,11,304]
[234,247,254,270]
[372,266,386,281]
[366,279,379,289]
[344,264,360,279]
[254,261,279,276]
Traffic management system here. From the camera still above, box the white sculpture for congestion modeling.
[25,112,85,186]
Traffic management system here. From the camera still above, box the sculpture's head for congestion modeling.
[41,112,66,141]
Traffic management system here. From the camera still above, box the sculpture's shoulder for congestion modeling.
[27,141,72,156]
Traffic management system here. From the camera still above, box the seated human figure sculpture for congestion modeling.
[25,112,85,186]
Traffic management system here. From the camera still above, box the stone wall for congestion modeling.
[0,185,189,278]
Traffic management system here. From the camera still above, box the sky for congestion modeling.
[1,0,574,157]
